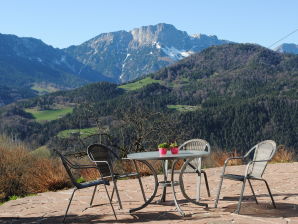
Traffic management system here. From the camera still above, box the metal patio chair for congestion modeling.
[178,139,211,203]
[54,149,117,223]
[214,140,277,214]
[87,143,150,210]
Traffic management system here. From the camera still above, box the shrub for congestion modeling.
[271,145,295,163]
[115,159,163,176]
[204,149,243,168]
[30,146,51,158]
[0,143,33,200]
[204,146,295,168]
[0,135,70,201]
[79,168,100,181]
[26,157,71,192]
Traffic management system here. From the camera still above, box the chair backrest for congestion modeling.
[245,140,277,178]
[54,149,81,188]
[87,144,118,177]
[179,139,211,154]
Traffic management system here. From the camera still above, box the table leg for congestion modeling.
[171,159,185,216]
[129,160,159,213]
[196,158,202,202]
[160,160,168,202]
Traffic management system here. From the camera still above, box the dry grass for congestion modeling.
[115,160,163,176]
[0,135,70,201]
[0,133,295,202]
[80,168,100,181]
[271,145,295,163]
[204,149,243,168]
[204,146,295,168]
[27,158,71,192]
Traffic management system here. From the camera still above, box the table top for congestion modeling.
[127,150,209,160]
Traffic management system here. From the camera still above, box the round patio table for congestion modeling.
[127,150,209,216]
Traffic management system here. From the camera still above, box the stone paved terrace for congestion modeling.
[0,162,297,224]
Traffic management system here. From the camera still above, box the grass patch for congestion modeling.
[25,107,73,122]
[167,104,201,112]
[119,77,161,91]
[0,194,38,205]
[31,83,59,94]
[8,195,21,201]
[57,127,98,138]
[30,146,51,158]
[76,177,85,184]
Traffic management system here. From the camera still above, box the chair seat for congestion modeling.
[77,179,109,189]
[222,174,245,181]
[222,174,262,181]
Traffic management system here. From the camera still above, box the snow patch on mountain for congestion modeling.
[120,53,131,81]
[160,45,194,60]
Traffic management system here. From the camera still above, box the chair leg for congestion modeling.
[201,170,211,197]
[63,188,77,223]
[262,179,276,208]
[113,179,123,209]
[214,175,224,208]
[90,186,97,207]
[235,179,247,214]
[195,171,202,202]
[247,179,258,204]
[110,185,115,201]
[104,184,117,220]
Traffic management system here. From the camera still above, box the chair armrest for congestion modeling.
[121,158,133,161]
[69,164,97,169]
[251,159,270,163]
[219,157,244,177]
[64,151,87,157]
[90,160,110,165]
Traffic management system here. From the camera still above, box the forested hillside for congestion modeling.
[0,43,297,155]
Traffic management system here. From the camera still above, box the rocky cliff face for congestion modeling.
[64,23,229,82]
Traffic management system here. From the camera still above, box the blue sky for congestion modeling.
[0,0,297,49]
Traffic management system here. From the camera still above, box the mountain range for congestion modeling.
[0,24,231,105]
[0,33,111,106]
[0,23,298,107]
[1,43,297,152]
[64,23,230,82]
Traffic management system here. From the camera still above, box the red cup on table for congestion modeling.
[171,147,179,154]
[159,148,168,155]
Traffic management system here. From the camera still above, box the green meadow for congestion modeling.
[57,127,98,138]
[25,107,73,122]
[119,77,161,91]
[167,105,200,112]
[31,83,59,94]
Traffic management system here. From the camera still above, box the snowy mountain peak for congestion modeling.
[275,43,298,54]
[64,23,230,82]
